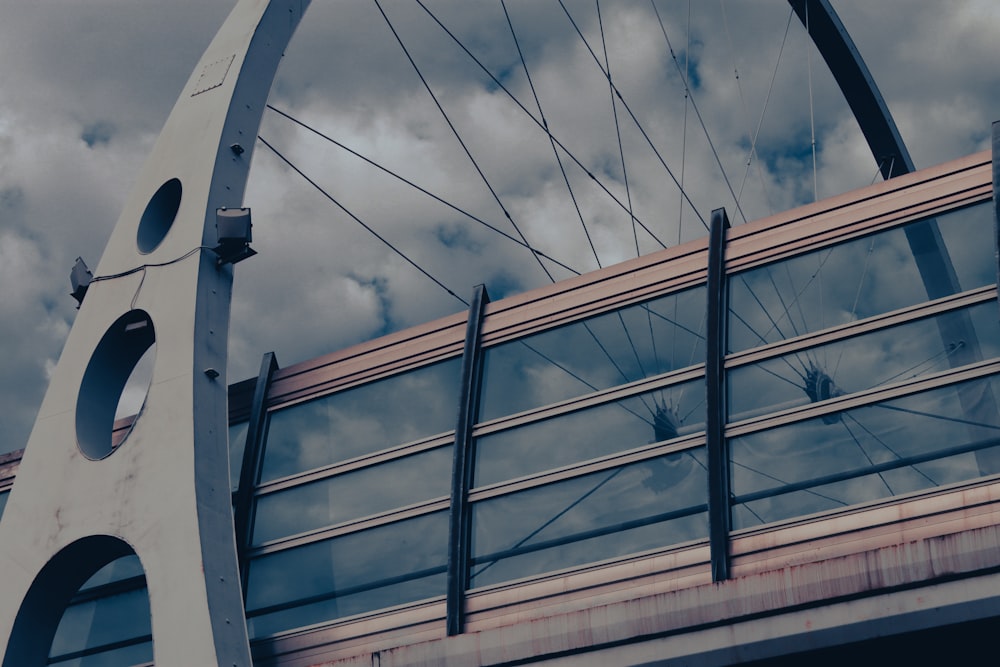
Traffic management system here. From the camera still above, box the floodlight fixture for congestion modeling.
[213,207,257,265]
[70,257,93,307]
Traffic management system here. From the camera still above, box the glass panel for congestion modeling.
[728,203,994,353]
[479,286,706,422]
[229,421,249,492]
[729,303,1000,422]
[261,358,461,481]
[0,491,7,521]
[48,641,153,667]
[253,444,453,544]
[245,510,448,637]
[49,587,152,661]
[79,555,145,591]
[730,375,1000,529]
[475,377,705,487]
[247,573,443,640]
[471,450,708,588]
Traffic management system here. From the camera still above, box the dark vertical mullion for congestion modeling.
[993,121,1000,314]
[706,208,731,582]
[446,284,490,636]
[234,351,279,600]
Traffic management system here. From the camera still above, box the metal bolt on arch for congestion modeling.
[0,2,308,664]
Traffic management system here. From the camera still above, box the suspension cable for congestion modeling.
[806,1,819,202]
[500,0,600,270]
[374,0,555,283]
[257,135,468,306]
[265,104,580,276]
[640,1,748,225]
[596,0,639,259]
[557,0,711,231]
[413,0,666,249]
[724,4,792,216]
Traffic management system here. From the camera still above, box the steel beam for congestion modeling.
[447,284,490,635]
[706,208,731,582]
[788,0,913,179]
[792,1,996,474]
[234,351,280,599]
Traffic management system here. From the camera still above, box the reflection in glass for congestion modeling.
[728,203,994,353]
[729,303,1000,422]
[48,642,154,667]
[253,445,452,544]
[470,450,708,588]
[229,420,249,493]
[730,375,1000,529]
[479,286,706,422]
[475,378,705,487]
[49,587,152,665]
[79,555,145,591]
[246,511,448,637]
[260,358,461,482]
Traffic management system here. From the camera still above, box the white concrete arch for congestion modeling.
[0,2,310,665]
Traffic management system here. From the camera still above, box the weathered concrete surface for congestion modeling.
[279,521,1000,667]
[0,2,309,665]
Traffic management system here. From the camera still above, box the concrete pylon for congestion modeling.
[0,2,309,664]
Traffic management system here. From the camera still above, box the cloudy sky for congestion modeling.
[1,0,998,454]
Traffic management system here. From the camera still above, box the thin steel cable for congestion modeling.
[469,466,625,580]
[412,0,666,249]
[557,0,710,231]
[596,0,639,259]
[833,239,876,377]
[593,0,657,394]
[657,0,692,405]
[766,261,805,342]
[870,158,887,185]
[728,306,808,384]
[791,260,813,346]
[639,1,748,225]
[806,1,819,202]
[265,104,580,276]
[374,0,554,283]
[500,0,600,270]
[659,1,804,381]
[258,135,468,306]
[870,402,1000,431]
[515,340,659,427]
[730,458,846,507]
[873,343,965,388]
[727,5,793,216]
[843,412,938,486]
[634,0,704,402]
[840,416,894,495]
[380,2,665,418]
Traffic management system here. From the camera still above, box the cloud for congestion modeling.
[2,1,999,453]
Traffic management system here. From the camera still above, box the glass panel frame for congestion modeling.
[470,447,709,589]
[728,300,1000,423]
[245,510,448,637]
[730,373,1000,529]
[727,203,995,354]
[479,285,707,423]
[252,444,453,545]
[474,375,706,488]
[260,357,462,482]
